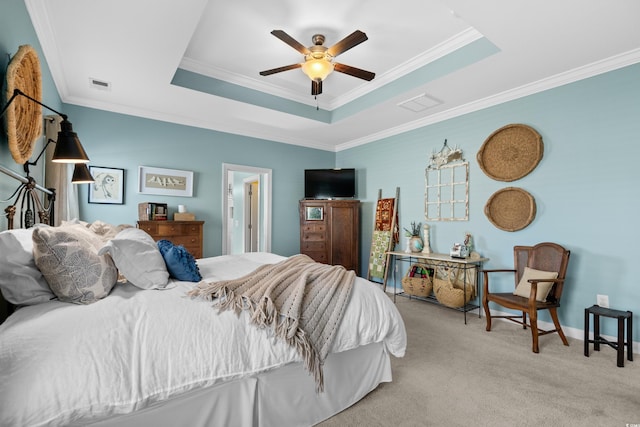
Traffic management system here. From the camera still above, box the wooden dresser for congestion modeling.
[299,199,360,272]
[137,220,205,259]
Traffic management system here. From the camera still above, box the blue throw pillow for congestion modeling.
[157,240,202,282]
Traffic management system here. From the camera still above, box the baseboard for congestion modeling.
[490,308,639,355]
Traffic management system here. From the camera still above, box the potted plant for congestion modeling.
[403,221,423,253]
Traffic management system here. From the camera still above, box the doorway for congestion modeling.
[222,163,272,255]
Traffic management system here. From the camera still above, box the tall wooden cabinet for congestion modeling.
[299,199,360,272]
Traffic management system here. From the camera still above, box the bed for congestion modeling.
[0,222,406,427]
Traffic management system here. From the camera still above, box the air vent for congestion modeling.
[397,93,441,112]
[89,78,111,91]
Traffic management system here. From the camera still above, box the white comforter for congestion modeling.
[0,253,406,427]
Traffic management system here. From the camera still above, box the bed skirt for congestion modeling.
[88,342,391,427]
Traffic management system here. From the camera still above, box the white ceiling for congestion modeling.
[25,0,640,152]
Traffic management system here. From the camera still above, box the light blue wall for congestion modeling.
[337,63,640,340]
[65,104,334,258]
[3,0,639,342]
[1,0,335,257]
[0,0,61,212]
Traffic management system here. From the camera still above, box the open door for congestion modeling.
[367,187,399,292]
[243,178,260,252]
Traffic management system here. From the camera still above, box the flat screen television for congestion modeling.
[304,168,356,199]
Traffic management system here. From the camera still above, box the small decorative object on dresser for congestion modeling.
[138,202,168,221]
[174,212,196,221]
[137,220,204,259]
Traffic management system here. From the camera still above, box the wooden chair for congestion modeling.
[482,242,571,353]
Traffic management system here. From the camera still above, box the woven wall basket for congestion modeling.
[477,124,543,182]
[484,187,536,232]
[4,44,43,164]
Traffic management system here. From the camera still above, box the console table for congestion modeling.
[385,251,489,324]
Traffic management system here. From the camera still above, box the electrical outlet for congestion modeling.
[597,294,609,308]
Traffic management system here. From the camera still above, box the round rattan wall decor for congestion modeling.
[484,187,536,232]
[477,124,543,182]
[4,44,42,164]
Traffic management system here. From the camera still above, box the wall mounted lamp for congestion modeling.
[21,137,94,184]
[1,88,90,164]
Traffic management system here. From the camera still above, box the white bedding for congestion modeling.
[0,252,406,427]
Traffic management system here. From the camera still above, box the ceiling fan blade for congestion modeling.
[311,80,322,96]
[259,63,302,76]
[333,63,375,81]
[327,30,368,57]
[270,30,310,55]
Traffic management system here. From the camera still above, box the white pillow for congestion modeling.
[513,267,558,302]
[98,228,170,289]
[0,227,56,306]
[32,224,118,304]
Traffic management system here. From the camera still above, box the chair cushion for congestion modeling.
[513,267,558,302]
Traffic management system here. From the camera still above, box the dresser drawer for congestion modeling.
[302,224,326,233]
[172,236,201,247]
[138,222,158,234]
[304,251,328,264]
[301,241,326,251]
[157,222,186,236]
[137,221,204,259]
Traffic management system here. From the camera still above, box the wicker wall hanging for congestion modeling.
[484,187,536,232]
[4,44,43,164]
[477,124,543,182]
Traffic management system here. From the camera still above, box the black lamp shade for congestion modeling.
[52,119,90,163]
[71,163,94,184]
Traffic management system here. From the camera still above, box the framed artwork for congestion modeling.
[138,166,194,197]
[305,206,324,221]
[88,166,125,204]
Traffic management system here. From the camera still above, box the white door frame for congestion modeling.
[222,163,272,255]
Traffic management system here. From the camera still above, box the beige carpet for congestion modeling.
[318,296,639,427]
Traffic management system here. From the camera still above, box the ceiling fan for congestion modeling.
[259,30,375,96]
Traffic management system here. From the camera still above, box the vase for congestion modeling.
[409,236,423,253]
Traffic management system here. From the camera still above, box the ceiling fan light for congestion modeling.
[301,59,334,81]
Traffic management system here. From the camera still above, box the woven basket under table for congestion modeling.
[401,265,433,297]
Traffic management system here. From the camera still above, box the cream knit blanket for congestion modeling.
[188,254,355,391]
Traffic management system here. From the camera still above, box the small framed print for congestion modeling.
[138,166,194,197]
[305,206,323,221]
[88,166,125,204]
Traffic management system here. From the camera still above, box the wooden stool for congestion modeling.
[584,305,633,367]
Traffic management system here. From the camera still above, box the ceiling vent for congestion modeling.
[89,78,111,91]
[397,93,441,112]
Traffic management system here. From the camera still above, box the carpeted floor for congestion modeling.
[317,295,639,427]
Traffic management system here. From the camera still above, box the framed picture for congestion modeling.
[138,166,194,197]
[88,166,125,204]
[305,206,324,221]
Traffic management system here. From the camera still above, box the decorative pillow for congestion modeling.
[86,220,133,242]
[98,228,170,289]
[32,224,118,304]
[157,239,202,282]
[513,267,558,302]
[61,219,133,243]
[0,227,56,306]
